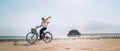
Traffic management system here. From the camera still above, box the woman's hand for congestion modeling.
[48,16,51,18]
[36,26,40,28]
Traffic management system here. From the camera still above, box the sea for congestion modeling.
[0,33,120,39]
[0,36,26,39]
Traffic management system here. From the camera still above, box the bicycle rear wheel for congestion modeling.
[26,32,38,44]
[43,32,53,43]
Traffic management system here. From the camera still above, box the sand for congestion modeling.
[0,38,120,51]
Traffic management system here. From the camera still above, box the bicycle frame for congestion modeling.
[26,28,53,44]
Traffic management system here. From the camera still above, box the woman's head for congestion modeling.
[41,17,45,20]
[41,17,45,22]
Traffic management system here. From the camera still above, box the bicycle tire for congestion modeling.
[26,32,38,44]
[43,32,53,43]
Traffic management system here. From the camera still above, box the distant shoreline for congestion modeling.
[0,39,25,42]
[0,37,120,42]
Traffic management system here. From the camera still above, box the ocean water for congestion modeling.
[0,33,120,39]
[0,36,67,39]
[0,34,120,39]
[0,36,26,39]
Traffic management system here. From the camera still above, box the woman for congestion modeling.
[36,16,51,40]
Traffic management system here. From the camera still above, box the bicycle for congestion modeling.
[26,27,53,44]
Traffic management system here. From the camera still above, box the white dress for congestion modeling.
[41,22,47,28]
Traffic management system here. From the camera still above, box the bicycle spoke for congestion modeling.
[43,32,53,43]
[26,32,38,44]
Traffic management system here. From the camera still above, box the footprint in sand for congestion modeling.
[65,48,70,50]
[43,47,55,49]
[80,48,91,50]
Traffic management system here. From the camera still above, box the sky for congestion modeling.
[0,0,120,37]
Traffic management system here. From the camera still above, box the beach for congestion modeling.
[0,38,120,51]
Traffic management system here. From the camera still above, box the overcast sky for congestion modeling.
[0,0,120,37]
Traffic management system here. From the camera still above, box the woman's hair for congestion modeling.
[41,17,45,22]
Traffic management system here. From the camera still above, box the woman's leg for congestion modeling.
[39,28,47,39]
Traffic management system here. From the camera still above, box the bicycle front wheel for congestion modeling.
[43,32,53,43]
[26,32,38,44]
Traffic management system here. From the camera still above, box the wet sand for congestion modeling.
[0,38,120,51]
